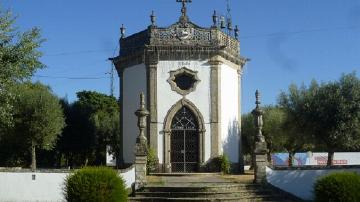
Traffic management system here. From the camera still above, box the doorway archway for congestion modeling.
[170,106,199,172]
[163,99,205,173]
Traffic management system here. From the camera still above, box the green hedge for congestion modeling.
[64,167,127,202]
[206,154,231,174]
[314,172,360,202]
[147,147,159,174]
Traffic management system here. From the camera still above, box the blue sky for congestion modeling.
[3,0,359,113]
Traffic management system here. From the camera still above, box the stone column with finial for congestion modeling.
[134,92,149,190]
[251,90,267,184]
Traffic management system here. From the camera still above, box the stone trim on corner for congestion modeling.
[145,53,159,157]
[209,57,221,158]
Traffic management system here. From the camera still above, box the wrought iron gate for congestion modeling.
[170,106,199,172]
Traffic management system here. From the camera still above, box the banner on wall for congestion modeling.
[272,152,360,166]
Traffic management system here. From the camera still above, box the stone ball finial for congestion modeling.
[120,24,126,39]
[255,89,261,106]
[220,16,226,29]
[150,10,156,26]
[212,10,218,27]
[227,19,233,32]
[234,25,239,40]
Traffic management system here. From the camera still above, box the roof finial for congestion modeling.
[212,10,218,28]
[120,24,126,39]
[234,25,239,40]
[226,0,233,35]
[255,89,261,108]
[150,10,156,27]
[176,0,192,17]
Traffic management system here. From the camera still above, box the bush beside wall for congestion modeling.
[147,147,159,174]
[205,154,231,174]
[64,167,127,202]
[314,172,360,202]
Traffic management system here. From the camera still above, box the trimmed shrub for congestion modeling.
[220,154,231,174]
[64,167,127,202]
[147,147,159,174]
[314,172,360,202]
[206,154,231,174]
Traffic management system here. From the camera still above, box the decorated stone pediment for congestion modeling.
[117,0,244,67]
[149,21,212,46]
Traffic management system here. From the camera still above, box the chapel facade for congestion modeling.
[113,1,247,173]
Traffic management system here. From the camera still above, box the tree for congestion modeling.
[241,113,255,156]
[76,91,120,166]
[242,106,289,164]
[0,8,44,131]
[278,83,316,166]
[279,73,360,166]
[261,106,288,162]
[306,73,360,165]
[57,91,120,167]
[12,82,65,170]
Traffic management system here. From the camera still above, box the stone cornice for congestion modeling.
[117,19,242,61]
[113,19,249,75]
[210,55,248,72]
[113,47,248,73]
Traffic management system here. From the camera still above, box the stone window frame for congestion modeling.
[167,67,200,96]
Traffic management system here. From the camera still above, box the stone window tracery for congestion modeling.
[167,67,200,96]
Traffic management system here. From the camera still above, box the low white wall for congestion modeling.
[266,166,360,200]
[118,166,135,188]
[0,172,68,202]
[272,152,360,166]
[0,168,135,202]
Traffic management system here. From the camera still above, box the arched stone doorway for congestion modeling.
[170,106,199,172]
[163,99,205,173]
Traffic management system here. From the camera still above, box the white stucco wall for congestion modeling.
[123,63,147,163]
[157,60,211,163]
[266,166,360,200]
[0,172,68,202]
[220,63,240,162]
[118,166,135,188]
[0,168,135,202]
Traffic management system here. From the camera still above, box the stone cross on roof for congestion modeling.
[176,0,192,17]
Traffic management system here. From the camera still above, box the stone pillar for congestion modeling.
[145,55,158,156]
[237,69,244,174]
[117,68,124,167]
[252,90,267,184]
[134,92,149,190]
[163,129,171,173]
[209,58,221,158]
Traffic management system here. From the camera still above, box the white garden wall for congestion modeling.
[266,166,360,200]
[0,167,135,202]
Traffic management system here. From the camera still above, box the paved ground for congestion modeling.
[147,170,255,187]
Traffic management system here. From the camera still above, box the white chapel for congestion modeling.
[113,1,247,173]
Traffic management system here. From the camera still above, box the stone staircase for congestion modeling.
[128,173,299,202]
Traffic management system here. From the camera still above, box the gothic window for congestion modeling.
[167,67,200,96]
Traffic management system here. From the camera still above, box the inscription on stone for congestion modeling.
[178,61,190,66]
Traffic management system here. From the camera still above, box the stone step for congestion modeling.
[128,195,288,202]
[140,184,262,192]
[135,190,274,198]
